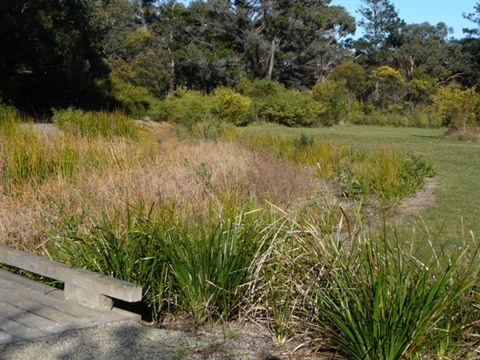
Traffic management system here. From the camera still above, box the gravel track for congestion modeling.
[0,321,301,360]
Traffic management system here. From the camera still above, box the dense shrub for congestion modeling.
[212,87,253,125]
[110,76,159,118]
[259,87,324,127]
[329,62,368,100]
[432,85,480,132]
[236,77,281,101]
[151,89,213,129]
[311,81,350,125]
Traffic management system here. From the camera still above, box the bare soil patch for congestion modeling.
[388,177,438,224]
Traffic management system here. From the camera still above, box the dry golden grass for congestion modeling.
[0,125,320,251]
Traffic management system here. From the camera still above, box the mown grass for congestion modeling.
[232,131,434,210]
[246,124,480,246]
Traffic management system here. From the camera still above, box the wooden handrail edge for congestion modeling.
[0,244,142,303]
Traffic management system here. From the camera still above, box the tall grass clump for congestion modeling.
[46,202,277,325]
[0,100,18,123]
[294,223,480,359]
[0,119,80,192]
[235,132,434,205]
[46,204,168,319]
[52,107,138,139]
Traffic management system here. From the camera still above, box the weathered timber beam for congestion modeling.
[0,245,142,306]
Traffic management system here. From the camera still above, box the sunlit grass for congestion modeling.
[231,131,433,208]
[246,124,480,245]
[1,106,478,359]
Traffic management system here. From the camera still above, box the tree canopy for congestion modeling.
[1,0,480,114]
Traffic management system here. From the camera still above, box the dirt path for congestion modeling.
[0,320,323,360]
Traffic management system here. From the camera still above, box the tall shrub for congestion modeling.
[432,85,480,132]
[152,89,212,129]
[212,87,253,125]
[259,87,324,127]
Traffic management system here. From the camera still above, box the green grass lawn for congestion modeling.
[247,124,480,246]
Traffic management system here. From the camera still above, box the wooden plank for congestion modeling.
[0,314,50,341]
[0,270,140,323]
[0,269,141,344]
[1,301,62,333]
[0,245,142,303]
[0,330,14,344]
[0,276,99,329]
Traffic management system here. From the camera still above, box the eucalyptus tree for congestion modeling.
[271,2,356,87]
[394,22,454,81]
[102,0,144,66]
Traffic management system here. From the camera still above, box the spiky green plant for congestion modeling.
[46,201,277,325]
[297,224,479,359]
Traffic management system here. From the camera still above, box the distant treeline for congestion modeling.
[1,0,480,125]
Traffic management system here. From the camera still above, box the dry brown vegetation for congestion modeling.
[0,122,321,252]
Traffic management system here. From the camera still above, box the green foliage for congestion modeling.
[370,66,405,109]
[52,108,138,139]
[293,132,314,151]
[299,228,478,360]
[432,85,480,132]
[0,0,109,110]
[212,87,253,126]
[311,81,350,125]
[329,62,368,99]
[152,89,213,129]
[0,118,80,192]
[406,76,437,104]
[259,87,324,127]
[112,28,171,100]
[110,76,160,118]
[236,78,281,101]
[48,203,275,325]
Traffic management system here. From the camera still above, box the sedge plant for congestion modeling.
[295,221,479,359]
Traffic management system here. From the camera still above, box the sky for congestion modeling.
[329,0,478,39]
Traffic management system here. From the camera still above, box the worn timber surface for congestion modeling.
[0,269,140,345]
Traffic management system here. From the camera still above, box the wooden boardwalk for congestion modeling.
[0,246,142,345]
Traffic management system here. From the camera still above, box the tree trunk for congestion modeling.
[266,38,278,80]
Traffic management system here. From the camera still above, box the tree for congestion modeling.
[274,3,356,87]
[251,1,355,87]
[102,0,143,66]
[111,28,171,98]
[355,0,405,67]
[0,0,109,111]
[370,65,404,109]
[459,37,480,87]
[463,2,480,37]
[148,0,243,93]
[393,22,455,81]
[328,62,368,100]
[144,0,355,92]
